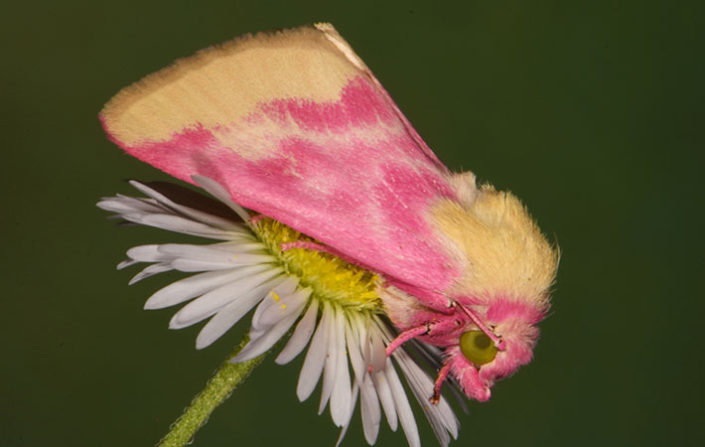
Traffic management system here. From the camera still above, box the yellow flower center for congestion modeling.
[251,217,382,312]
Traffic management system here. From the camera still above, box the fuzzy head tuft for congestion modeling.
[432,181,559,308]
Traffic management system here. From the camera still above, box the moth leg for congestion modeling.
[280,240,363,267]
[430,359,453,405]
[385,318,459,356]
[280,240,331,253]
[385,324,429,356]
[249,214,266,224]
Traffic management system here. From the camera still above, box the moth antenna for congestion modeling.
[453,301,506,351]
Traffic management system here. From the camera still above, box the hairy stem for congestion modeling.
[157,337,265,447]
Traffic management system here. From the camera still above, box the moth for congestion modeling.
[101,23,559,403]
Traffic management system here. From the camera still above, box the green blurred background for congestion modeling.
[2,1,703,446]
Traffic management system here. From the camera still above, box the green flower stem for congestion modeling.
[158,337,266,447]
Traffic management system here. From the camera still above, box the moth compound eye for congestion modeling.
[459,330,498,366]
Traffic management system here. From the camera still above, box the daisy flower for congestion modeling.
[98,175,460,447]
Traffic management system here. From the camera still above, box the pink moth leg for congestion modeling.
[385,324,430,356]
[430,360,453,405]
[251,216,352,259]
[280,240,366,267]
[385,318,460,356]
[280,240,332,253]
[249,215,267,224]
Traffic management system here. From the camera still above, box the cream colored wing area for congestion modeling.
[101,24,360,146]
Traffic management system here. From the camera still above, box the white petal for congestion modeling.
[297,303,331,401]
[214,241,266,253]
[358,318,371,366]
[117,259,140,270]
[128,263,172,285]
[232,311,301,362]
[168,254,274,272]
[318,305,338,415]
[345,317,365,384]
[249,277,301,330]
[350,318,397,432]
[170,267,283,329]
[394,349,459,446]
[158,243,272,265]
[329,309,352,427]
[335,382,359,447]
[249,287,309,340]
[373,369,398,432]
[126,245,164,263]
[168,258,236,272]
[97,196,163,215]
[129,180,245,230]
[192,175,251,222]
[376,319,459,445]
[233,289,310,362]
[360,374,381,444]
[369,329,387,374]
[139,214,236,240]
[195,275,287,349]
[144,264,271,310]
[386,361,421,447]
[275,302,318,365]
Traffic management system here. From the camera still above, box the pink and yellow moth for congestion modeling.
[101,23,559,403]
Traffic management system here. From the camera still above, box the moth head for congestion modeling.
[452,298,545,401]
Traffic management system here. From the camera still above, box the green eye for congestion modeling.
[459,330,498,365]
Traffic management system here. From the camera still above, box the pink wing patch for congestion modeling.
[103,76,460,292]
